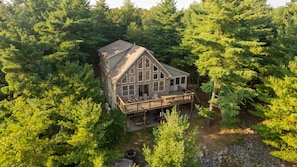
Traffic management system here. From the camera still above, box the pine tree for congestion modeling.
[106,0,141,42]
[143,107,199,167]
[0,63,111,166]
[181,0,272,127]
[252,2,297,162]
[143,0,182,64]
[34,0,104,64]
[0,1,51,97]
[253,57,297,162]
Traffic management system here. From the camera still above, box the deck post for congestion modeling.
[125,114,128,133]
[144,111,147,129]
[190,101,193,119]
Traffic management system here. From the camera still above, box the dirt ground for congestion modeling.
[115,91,246,166]
[112,91,296,167]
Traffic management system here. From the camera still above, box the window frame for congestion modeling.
[122,75,127,84]
[145,70,150,81]
[181,77,186,84]
[122,85,135,96]
[153,73,158,80]
[160,72,164,79]
[145,57,150,68]
[138,71,143,82]
[122,85,128,96]
[153,81,165,92]
[138,57,143,69]
[176,78,180,85]
[153,64,158,71]
[170,79,174,86]
[129,65,135,74]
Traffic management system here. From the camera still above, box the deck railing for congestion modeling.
[117,91,195,114]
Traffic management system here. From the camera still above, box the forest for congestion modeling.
[0,0,296,166]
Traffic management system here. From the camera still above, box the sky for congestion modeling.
[90,0,291,9]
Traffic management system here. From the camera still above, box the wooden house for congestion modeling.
[98,40,194,117]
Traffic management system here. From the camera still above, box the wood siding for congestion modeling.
[116,51,170,99]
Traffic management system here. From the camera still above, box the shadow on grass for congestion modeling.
[113,127,154,166]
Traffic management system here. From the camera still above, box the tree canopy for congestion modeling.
[0,0,297,164]
[143,107,199,167]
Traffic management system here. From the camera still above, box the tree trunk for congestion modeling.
[206,81,217,128]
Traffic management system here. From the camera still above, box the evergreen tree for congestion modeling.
[181,0,272,127]
[143,0,182,64]
[41,63,104,102]
[0,1,51,97]
[34,0,104,64]
[253,57,297,162]
[124,22,144,45]
[0,63,112,166]
[92,0,110,44]
[268,2,297,65]
[143,107,199,167]
[0,97,108,166]
[106,0,141,42]
[0,98,53,166]
[252,2,297,162]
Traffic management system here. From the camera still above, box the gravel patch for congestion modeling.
[198,134,286,167]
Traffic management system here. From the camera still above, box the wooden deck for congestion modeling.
[117,91,195,114]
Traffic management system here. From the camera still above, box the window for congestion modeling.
[122,75,127,83]
[138,58,143,69]
[170,79,174,86]
[123,86,128,96]
[145,58,150,68]
[181,77,186,84]
[129,76,135,83]
[122,85,134,96]
[129,85,135,95]
[160,81,164,91]
[160,72,164,79]
[153,81,165,92]
[153,65,158,71]
[153,82,158,91]
[145,70,150,81]
[138,71,143,82]
[129,66,135,74]
[176,78,180,84]
[153,73,158,80]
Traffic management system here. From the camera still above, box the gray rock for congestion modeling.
[198,135,286,167]
[114,158,134,167]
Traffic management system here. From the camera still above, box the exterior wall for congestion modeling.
[99,55,118,109]
[170,75,188,91]
[115,51,170,100]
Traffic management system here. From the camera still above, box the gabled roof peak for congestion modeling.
[98,39,135,59]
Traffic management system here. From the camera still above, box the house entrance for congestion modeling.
[139,85,149,97]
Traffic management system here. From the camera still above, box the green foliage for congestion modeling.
[0,62,109,166]
[253,57,297,162]
[143,106,199,167]
[0,91,109,166]
[142,0,183,64]
[102,108,125,146]
[125,22,144,44]
[196,104,217,119]
[42,62,104,102]
[105,0,141,42]
[34,0,105,64]
[0,98,53,166]
[181,0,271,127]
